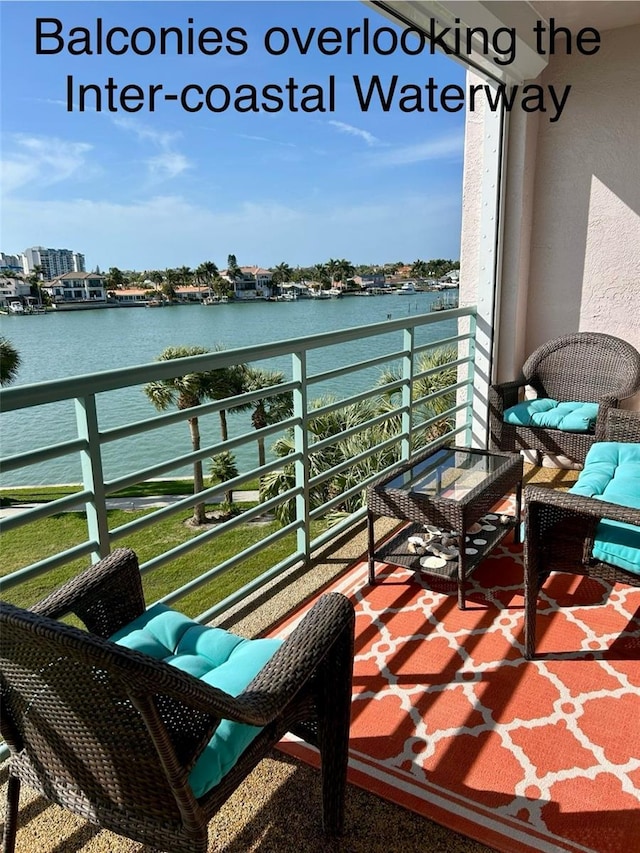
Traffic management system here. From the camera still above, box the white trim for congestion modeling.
[367,1,548,83]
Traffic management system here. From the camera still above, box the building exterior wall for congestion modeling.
[461,21,640,410]
[525,23,640,362]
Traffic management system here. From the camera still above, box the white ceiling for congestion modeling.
[530,1,640,33]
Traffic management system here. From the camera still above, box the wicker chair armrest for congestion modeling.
[30,548,145,637]
[605,408,640,443]
[525,485,640,527]
[593,397,617,439]
[489,379,524,414]
[238,592,355,726]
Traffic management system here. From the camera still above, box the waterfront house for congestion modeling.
[44,271,107,306]
[0,276,32,310]
[220,266,259,300]
[354,271,386,289]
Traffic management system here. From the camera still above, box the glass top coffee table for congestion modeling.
[366,444,523,609]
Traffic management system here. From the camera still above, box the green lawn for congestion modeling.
[0,478,261,506]
[2,499,326,618]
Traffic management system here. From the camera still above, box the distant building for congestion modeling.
[44,271,106,304]
[220,267,258,300]
[21,246,86,280]
[354,272,385,288]
[0,276,32,308]
[0,253,23,274]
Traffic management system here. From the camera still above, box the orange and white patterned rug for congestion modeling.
[273,535,640,853]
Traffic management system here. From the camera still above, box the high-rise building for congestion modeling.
[0,252,23,273]
[21,247,86,280]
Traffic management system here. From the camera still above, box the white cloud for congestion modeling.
[0,135,93,193]
[366,131,464,166]
[328,120,381,147]
[147,152,192,180]
[112,118,191,180]
[238,134,297,148]
[2,191,461,269]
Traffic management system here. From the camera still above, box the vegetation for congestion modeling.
[260,346,458,523]
[0,337,21,385]
[143,346,248,525]
[378,346,458,439]
[241,365,293,467]
[142,348,295,523]
[91,255,459,301]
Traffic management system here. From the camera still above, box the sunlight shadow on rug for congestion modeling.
[271,538,640,853]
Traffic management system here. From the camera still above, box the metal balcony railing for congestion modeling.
[0,307,477,623]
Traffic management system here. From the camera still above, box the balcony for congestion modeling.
[2,0,640,848]
[0,306,492,850]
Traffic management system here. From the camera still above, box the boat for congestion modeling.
[8,300,25,314]
[325,288,343,298]
[396,282,418,295]
[310,290,331,300]
[24,297,46,314]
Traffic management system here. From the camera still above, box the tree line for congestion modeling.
[103,255,460,299]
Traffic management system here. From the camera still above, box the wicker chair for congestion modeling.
[489,332,640,464]
[0,548,355,853]
[524,408,640,659]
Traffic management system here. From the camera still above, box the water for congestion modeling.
[1,293,456,485]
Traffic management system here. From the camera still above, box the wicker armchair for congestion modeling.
[524,408,640,659]
[0,549,355,853]
[489,332,640,464]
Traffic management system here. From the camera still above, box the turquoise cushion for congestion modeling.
[570,442,640,575]
[110,604,282,797]
[503,399,599,432]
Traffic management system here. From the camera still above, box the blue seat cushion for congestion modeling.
[503,399,599,432]
[110,603,282,797]
[570,442,640,575]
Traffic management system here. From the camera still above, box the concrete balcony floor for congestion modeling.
[0,463,580,853]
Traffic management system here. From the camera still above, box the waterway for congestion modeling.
[1,293,457,485]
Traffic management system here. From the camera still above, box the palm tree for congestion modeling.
[377,346,458,444]
[270,262,293,287]
[143,346,246,525]
[106,267,127,290]
[326,258,342,288]
[0,337,21,385]
[241,366,293,467]
[195,261,218,289]
[337,259,355,288]
[28,264,46,306]
[177,266,193,286]
[147,270,164,288]
[411,259,429,279]
[209,451,238,507]
[227,254,242,281]
[162,269,179,303]
[311,263,330,290]
[260,396,390,524]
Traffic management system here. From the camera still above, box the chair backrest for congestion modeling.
[0,601,218,842]
[522,332,640,403]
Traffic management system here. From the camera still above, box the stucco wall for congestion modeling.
[461,22,640,410]
[526,22,640,370]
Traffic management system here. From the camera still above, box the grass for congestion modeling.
[0,478,261,505]
[1,497,328,618]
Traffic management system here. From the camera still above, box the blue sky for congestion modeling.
[0,1,466,272]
